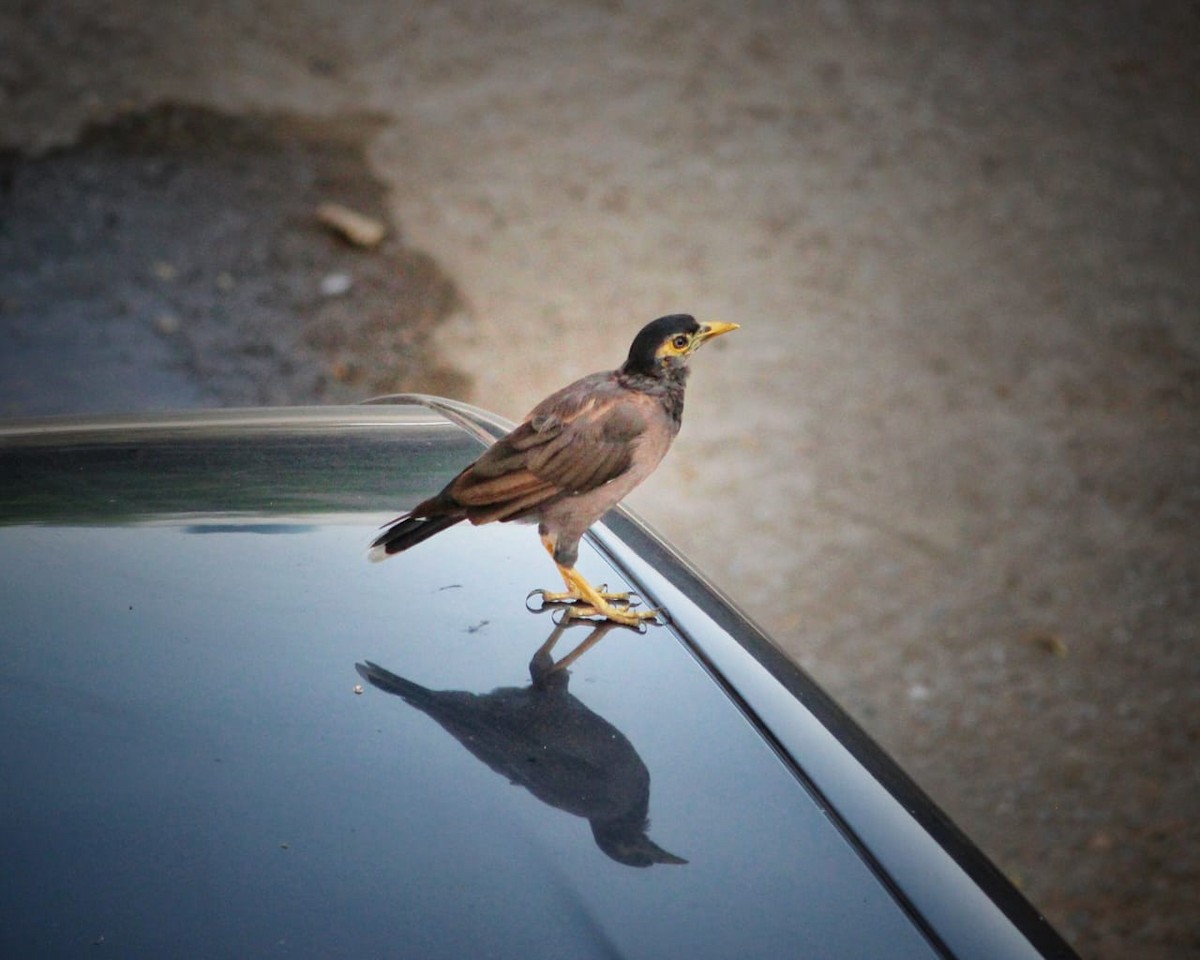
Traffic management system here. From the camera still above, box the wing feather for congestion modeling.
[468,484,560,524]
[451,469,551,506]
[440,373,649,523]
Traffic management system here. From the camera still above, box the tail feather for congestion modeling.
[369,513,463,557]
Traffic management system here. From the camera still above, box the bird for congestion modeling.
[370,313,738,625]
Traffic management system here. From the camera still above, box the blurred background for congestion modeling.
[2,2,1197,956]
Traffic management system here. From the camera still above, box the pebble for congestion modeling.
[319,272,353,297]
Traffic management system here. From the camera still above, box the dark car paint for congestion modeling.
[384,395,1081,960]
[0,403,1078,959]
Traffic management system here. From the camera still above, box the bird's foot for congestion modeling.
[536,583,639,607]
[528,565,664,628]
[526,586,660,628]
[555,598,660,628]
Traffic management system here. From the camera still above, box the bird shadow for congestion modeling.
[355,618,687,867]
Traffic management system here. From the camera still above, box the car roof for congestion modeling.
[0,402,1076,959]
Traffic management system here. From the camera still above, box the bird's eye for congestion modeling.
[671,334,690,350]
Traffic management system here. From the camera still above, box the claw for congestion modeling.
[538,587,634,607]
[549,596,659,628]
[529,544,661,627]
[531,586,659,628]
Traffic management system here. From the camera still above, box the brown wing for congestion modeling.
[447,373,648,525]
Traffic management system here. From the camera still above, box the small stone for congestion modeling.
[319,272,353,297]
[1022,630,1068,657]
[907,682,931,702]
[154,313,180,335]
[316,203,387,248]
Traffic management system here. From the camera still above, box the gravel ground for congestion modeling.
[3,3,1199,957]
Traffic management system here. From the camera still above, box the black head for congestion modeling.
[620,314,738,378]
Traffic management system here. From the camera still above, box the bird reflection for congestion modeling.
[355,620,686,867]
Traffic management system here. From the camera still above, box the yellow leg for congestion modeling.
[539,564,658,626]
[533,531,657,626]
[536,569,634,606]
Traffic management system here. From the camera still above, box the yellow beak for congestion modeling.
[696,321,740,344]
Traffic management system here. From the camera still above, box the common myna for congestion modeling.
[371,314,738,625]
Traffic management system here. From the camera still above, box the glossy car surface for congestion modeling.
[0,400,1077,959]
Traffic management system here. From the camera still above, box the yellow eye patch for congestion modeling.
[656,333,693,358]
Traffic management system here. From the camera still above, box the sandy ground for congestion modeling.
[3,3,1199,957]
